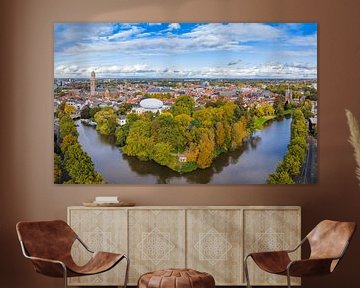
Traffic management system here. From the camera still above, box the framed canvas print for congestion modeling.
[53,23,317,184]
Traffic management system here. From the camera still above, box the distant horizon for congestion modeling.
[54,76,317,80]
[55,22,317,79]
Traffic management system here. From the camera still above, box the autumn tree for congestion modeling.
[59,114,78,139]
[215,122,225,148]
[94,108,118,135]
[63,103,77,115]
[196,129,215,169]
[267,169,294,184]
[54,154,62,184]
[231,117,248,151]
[171,95,195,116]
[152,142,173,166]
[193,108,215,128]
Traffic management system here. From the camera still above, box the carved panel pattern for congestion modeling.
[68,209,127,286]
[128,209,186,284]
[244,209,301,286]
[187,209,243,285]
[68,207,300,286]
[138,228,175,264]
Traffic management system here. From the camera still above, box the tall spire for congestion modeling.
[90,71,96,97]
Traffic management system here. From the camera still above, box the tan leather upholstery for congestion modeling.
[247,220,356,282]
[16,220,125,278]
[138,268,215,288]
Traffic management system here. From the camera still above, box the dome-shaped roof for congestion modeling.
[140,98,163,109]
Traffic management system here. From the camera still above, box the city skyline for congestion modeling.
[54,22,317,79]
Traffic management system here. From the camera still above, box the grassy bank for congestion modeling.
[254,110,292,130]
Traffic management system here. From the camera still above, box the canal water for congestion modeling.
[76,117,292,184]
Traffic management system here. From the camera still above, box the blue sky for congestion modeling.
[54,23,317,79]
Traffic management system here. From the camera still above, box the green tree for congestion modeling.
[174,114,192,128]
[60,134,78,152]
[59,114,78,139]
[63,143,104,184]
[89,107,101,119]
[123,120,154,160]
[301,100,313,118]
[114,113,141,147]
[115,126,127,147]
[291,136,307,150]
[54,154,62,184]
[288,144,306,163]
[80,105,91,119]
[117,103,133,115]
[193,108,215,128]
[94,108,118,135]
[282,154,302,177]
[152,142,173,166]
[171,95,195,116]
[267,169,294,184]
[262,103,275,116]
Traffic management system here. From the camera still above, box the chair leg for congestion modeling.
[62,265,68,288]
[244,255,252,288]
[286,269,291,288]
[123,255,130,288]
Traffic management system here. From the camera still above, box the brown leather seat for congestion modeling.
[138,268,215,288]
[16,220,129,288]
[244,220,356,288]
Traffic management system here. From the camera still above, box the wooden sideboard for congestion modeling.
[67,206,301,286]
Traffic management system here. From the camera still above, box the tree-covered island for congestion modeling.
[77,95,311,181]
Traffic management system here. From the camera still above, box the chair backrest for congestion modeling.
[16,220,77,261]
[306,220,356,262]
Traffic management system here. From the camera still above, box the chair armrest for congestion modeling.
[19,240,67,277]
[247,250,290,259]
[246,251,292,274]
[25,255,67,278]
[285,237,307,253]
[76,236,94,253]
[287,258,335,277]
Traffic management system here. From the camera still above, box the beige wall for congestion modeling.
[1,0,360,287]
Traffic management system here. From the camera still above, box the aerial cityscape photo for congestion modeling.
[54,23,317,184]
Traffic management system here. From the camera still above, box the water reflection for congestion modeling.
[76,117,291,184]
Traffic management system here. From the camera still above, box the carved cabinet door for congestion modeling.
[68,208,128,286]
[128,209,186,284]
[186,209,243,285]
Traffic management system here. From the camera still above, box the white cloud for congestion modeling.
[184,23,282,43]
[63,31,251,55]
[279,50,317,57]
[106,26,143,40]
[54,23,114,50]
[55,62,316,79]
[54,23,317,79]
[59,23,282,55]
[287,34,317,46]
[168,23,181,30]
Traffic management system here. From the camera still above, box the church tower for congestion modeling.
[90,71,96,96]
[285,83,292,102]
